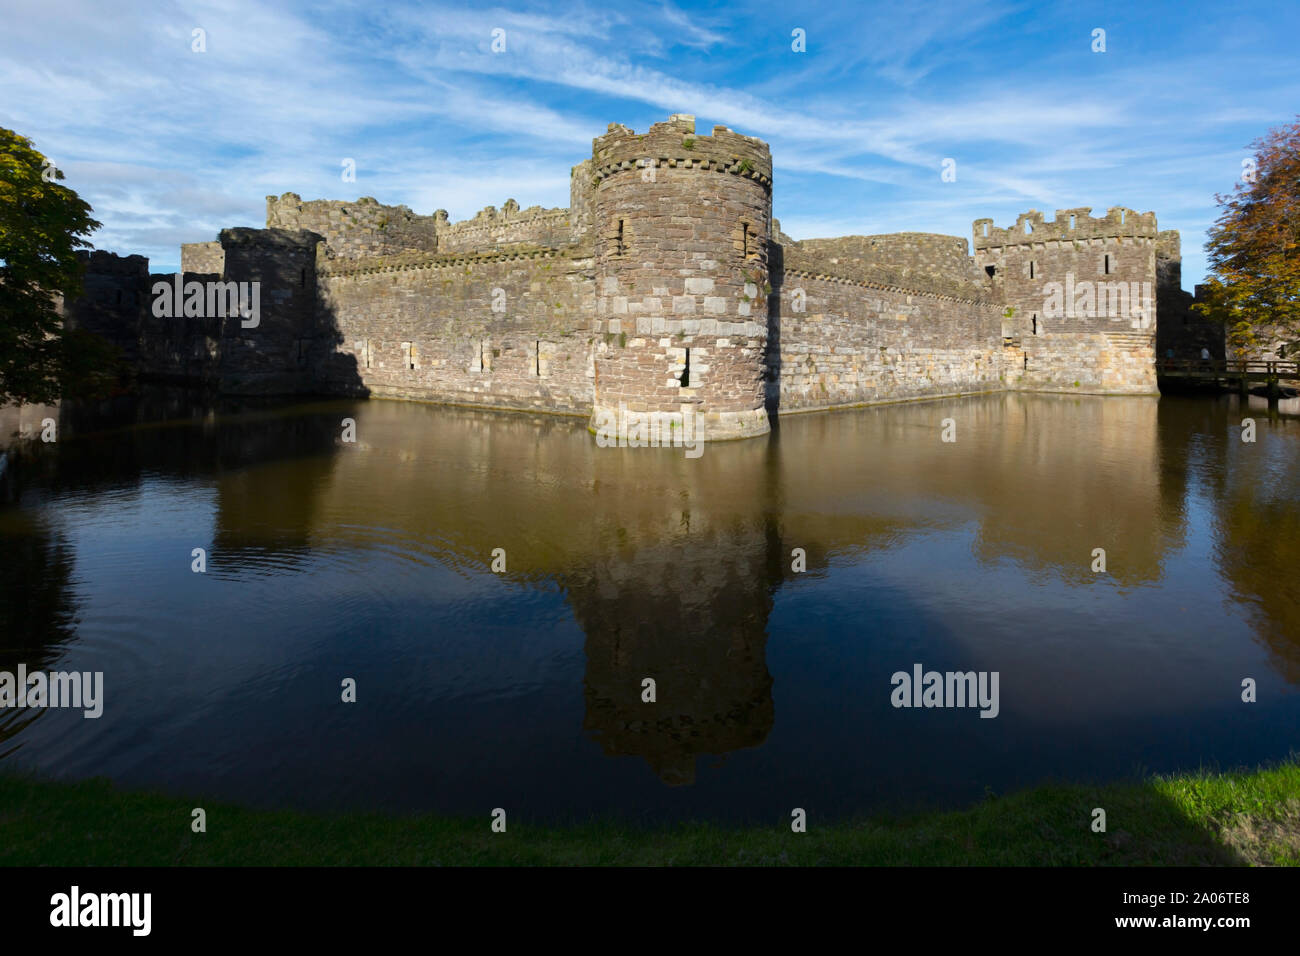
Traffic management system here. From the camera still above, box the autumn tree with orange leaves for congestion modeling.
[1195,118,1300,360]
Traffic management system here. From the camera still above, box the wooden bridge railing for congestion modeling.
[1157,358,1299,378]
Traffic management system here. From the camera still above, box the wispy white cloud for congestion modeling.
[0,0,1294,282]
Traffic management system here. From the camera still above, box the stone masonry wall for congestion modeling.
[589,114,774,441]
[771,258,1005,411]
[266,193,440,261]
[434,202,577,254]
[65,117,1171,429]
[267,192,583,261]
[317,247,597,413]
[181,241,225,275]
[974,207,1158,394]
[792,233,988,299]
[59,251,151,364]
[1156,231,1224,360]
[134,229,326,393]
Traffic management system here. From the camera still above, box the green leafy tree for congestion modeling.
[1195,117,1300,359]
[1,127,115,405]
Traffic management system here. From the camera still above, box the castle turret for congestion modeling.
[973,207,1159,394]
[589,114,773,441]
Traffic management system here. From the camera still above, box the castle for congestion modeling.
[62,114,1219,440]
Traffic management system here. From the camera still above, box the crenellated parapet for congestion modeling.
[76,249,150,277]
[972,207,1161,395]
[590,114,773,192]
[434,202,576,254]
[787,233,992,301]
[973,207,1157,250]
[266,193,439,260]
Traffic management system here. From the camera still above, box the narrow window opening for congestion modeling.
[1069,214,1076,229]
[1032,314,1038,335]
[1024,220,1032,235]
[535,340,541,376]
[1029,260,1036,279]
[1103,253,1112,275]
[1023,353,1029,370]
[1120,210,1126,225]
[681,348,691,388]
[742,223,750,259]
[982,223,989,237]
[615,220,625,256]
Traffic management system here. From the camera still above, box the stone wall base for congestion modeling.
[588,402,769,444]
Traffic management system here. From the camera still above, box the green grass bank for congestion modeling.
[2,761,1297,866]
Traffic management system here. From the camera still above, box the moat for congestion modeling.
[1,390,1297,823]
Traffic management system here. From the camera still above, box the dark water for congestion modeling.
[1,389,1298,823]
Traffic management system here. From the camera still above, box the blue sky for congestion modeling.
[2,0,1297,283]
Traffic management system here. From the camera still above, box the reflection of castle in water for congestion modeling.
[568,527,779,785]
[7,389,1300,782]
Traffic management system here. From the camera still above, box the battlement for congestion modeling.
[973,207,1157,249]
[436,201,576,254]
[220,226,324,252]
[590,114,772,189]
[791,232,988,297]
[1155,229,1182,260]
[265,191,580,258]
[783,239,992,302]
[266,193,439,260]
[76,249,149,277]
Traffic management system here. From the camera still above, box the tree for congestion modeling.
[0,127,116,405]
[1195,118,1300,360]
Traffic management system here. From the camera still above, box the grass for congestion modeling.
[1,761,1296,866]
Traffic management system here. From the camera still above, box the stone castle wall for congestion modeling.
[267,192,584,261]
[266,194,440,260]
[134,228,325,394]
[771,265,1005,412]
[973,207,1159,394]
[792,233,988,298]
[180,241,225,275]
[316,246,597,413]
[1155,230,1224,360]
[58,251,151,364]
[61,115,1179,436]
[434,204,578,254]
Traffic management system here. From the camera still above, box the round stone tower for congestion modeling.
[589,114,773,442]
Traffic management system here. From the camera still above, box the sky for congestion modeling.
[2,0,1297,284]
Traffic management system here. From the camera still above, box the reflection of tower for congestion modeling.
[589,114,773,442]
[568,523,779,785]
